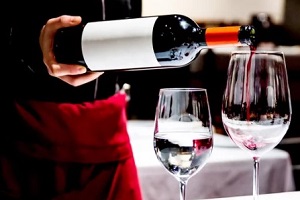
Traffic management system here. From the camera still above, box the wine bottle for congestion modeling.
[54,14,256,71]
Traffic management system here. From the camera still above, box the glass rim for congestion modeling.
[231,50,284,55]
[159,88,207,92]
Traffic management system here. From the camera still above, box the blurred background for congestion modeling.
[120,0,300,190]
[142,0,285,23]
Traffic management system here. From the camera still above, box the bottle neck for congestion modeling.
[203,25,256,48]
[205,26,241,46]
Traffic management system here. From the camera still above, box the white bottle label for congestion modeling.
[82,17,160,71]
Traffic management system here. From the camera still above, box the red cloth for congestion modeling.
[0,93,142,200]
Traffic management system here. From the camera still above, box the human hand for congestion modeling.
[39,15,103,86]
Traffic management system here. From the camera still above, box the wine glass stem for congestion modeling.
[179,180,187,200]
[253,157,260,200]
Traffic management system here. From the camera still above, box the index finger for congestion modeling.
[40,16,82,72]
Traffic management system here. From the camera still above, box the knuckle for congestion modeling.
[47,68,57,77]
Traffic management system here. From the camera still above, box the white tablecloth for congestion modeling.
[201,191,300,200]
[127,120,295,200]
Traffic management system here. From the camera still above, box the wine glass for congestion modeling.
[153,88,213,200]
[221,50,292,200]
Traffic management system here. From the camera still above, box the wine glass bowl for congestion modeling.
[221,50,292,199]
[153,88,213,200]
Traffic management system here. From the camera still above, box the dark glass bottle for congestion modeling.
[54,14,256,71]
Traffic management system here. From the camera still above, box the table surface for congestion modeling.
[127,120,295,200]
[201,191,300,200]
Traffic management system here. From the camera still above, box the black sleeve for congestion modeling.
[9,1,59,76]
[2,1,14,73]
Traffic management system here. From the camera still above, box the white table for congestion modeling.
[200,191,300,200]
[127,120,295,200]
